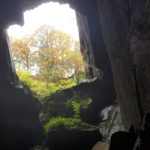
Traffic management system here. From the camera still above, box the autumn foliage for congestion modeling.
[9,25,85,97]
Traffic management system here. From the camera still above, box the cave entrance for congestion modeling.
[7,2,86,97]
[0,0,119,149]
[7,1,95,131]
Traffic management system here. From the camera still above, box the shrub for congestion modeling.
[17,70,48,98]
[17,70,77,99]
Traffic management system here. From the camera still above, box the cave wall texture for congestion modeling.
[72,0,150,131]
[0,0,150,149]
[0,29,43,149]
[97,0,150,130]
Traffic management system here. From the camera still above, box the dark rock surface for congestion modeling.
[43,78,115,125]
[0,29,42,150]
[76,12,99,79]
[0,82,43,150]
[47,130,101,150]
[97,0,150,131]
[133,112,150,150]
[109,131,137,150]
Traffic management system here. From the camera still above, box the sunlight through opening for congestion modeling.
[7,2,85,98]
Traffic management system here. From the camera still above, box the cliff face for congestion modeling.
[97,0,150,130]
[0,30,42,149]
[0,82,43,150]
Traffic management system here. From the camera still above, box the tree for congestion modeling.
[31,25,84,83]
[63,41,85,83]
[10,25,85,84]
[10,37,36,71]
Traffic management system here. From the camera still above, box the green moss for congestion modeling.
[44,117,97,133]
[71,101,80,118]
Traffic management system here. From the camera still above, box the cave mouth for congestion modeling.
[7,2,86,99]
[6,1,97,136]
[5,2,100,149]
[0,0,121,149]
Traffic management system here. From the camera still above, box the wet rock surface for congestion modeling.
[99,105,124,143]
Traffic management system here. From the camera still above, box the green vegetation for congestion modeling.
[10,25,85,84]
[9,25,96,133]
[44,117,97,133]
[71,101,80,118]
[17,70,77,99]
[10,25,85,98]
[43,99,96,133]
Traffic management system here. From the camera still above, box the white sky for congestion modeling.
[7,2,79,40]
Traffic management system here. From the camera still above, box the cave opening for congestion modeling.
[7,2,88,97]
[5,2,100,149]
[0,0,127,150]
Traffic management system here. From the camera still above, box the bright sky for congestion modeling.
[7,2,79,40]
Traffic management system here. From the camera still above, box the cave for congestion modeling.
[0,0,150,149]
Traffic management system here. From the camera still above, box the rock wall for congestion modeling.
[97,0,142,130]
[99,105,124,143]
[0,30,42,150]
[76,12,97,79]
[97,0,150,130]
[0,82,43,150]
[129,0,150,116]
[75,1,116,124]
[43,78,115,125]
[0,29,18,84]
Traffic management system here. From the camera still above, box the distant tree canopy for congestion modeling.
[10,25,85,84]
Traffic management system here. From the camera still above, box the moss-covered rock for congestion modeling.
[44,117,98,133]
